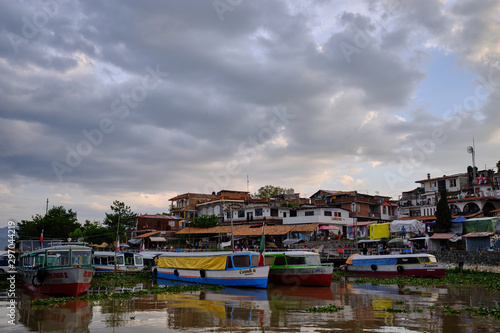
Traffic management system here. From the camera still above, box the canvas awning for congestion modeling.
[430,233,456,240]
[150,236,167,242]
[319,225,339,231]
[283,238,304,246]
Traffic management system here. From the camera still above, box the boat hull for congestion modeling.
[93,265,144,273]
[155,265,270,288]
[345,264,446,278]
[18,267,94,296]
[268,266,333,286]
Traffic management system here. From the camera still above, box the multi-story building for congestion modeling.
[308,190,393,222]
[399,169,500,218]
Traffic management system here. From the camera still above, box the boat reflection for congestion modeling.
[18,298,92,332]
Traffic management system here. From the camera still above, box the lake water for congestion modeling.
[1,278,499,332]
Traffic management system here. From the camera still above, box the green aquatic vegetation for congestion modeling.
[465,306,500,319]
[307,304,344,313]
[385,308,410,313]
[91,272,153,287]
[31,284,224,307]
[352,269,500,293]
[443,305,461,315]
[429,305,438,310]
[394,300,404,305]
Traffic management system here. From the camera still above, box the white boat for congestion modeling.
[17,245,94,296]
[92,251,144,273]
[154,251,270,288]
[344,253,446,278]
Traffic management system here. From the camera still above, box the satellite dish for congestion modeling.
[467,146,474,154]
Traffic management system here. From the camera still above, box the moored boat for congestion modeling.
[344,253,446,278]
[264,251,333,286]
[154,251,270,288]
[92,251,144,273]
[18,245,95,296]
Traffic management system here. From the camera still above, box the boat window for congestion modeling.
[124,253,135,265]
[286,256,306,265]
[93,257,100,265]
[273,256,286,266]
[101,257,108,265]
[108,256,115,265]
[226,257,233,269]
[135,255,143,266]
[72,250,91,266]
[419,256,433,263]
[251,255,259,267]
[305,255,321,266]
[396,257,420,264]
[264,256,275,266]
[117,256,124,265]
[232,255,251,268]
[34,253,45,267]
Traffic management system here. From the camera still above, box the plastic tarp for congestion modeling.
[389,220,425,235]
[452,216,467,223]
[157,255,227,270]
[464,217,499,234]
[450,222,464,235]
[283,238,304,246]
[128,238,142,244]
[369,223,390,239]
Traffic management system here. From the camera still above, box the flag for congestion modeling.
[141,241,145,252]
[116,236,120,252]
[258,224,265,266]
[39,229,43,244]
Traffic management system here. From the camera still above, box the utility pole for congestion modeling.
[46,198,49,215]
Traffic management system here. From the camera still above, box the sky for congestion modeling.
[1,0,500,228]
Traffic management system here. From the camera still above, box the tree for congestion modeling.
[75,220,115,245]
[103,201,138,237]
[17,206,81,240]
[497,160,500,172]
[435,190,452,232]
[256,185,286,198]
[190,214,220,228]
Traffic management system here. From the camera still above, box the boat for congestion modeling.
[343,253,446,278]
[264,251,333,286]
[92,251,144,272]
[153,251,270,288]
[17,245,95,296]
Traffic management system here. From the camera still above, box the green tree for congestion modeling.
[103,201,138,237]
[256,185,286,198]
[497,160,500,172]
[77,220,115,245]
[190,214,220,228]
[435,190,452,232]
[18,206,81,240]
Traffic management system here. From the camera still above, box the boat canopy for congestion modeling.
[157,254,227,270]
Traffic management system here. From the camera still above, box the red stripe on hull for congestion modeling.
[23,281,91,297]
[268,273,332,286]
[350,269,445,279]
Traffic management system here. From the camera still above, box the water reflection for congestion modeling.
[1,278,499,332]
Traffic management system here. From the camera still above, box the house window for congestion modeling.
[449,179,457,187]
[270,208,278,217]
[383,206,387,214]
[255,208,263,216]
[283,212,287,218]
[238,210,245,218]
[324,211,332,216]
[290,210,297,217]
[226,211,231,219]
[305,211,314,216]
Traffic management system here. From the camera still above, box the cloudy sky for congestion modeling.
[1,0,500,228]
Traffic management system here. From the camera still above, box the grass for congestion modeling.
[90,271,153,287]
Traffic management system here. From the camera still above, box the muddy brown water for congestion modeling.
[1,278,499,332]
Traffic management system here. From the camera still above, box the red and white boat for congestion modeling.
[344,253,445,278]
[18,245,95,296]
[264,251,334,286]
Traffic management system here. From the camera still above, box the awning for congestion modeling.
[429,233,456,240]
[128,238,142,245]
[283,238,304,246]
[319,225,339,231]
[150,236,167,242]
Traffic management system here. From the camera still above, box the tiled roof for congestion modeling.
[176,224,318,236]
[462,232,495,238]
[429,233,456,240]
[135,231,161,238]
